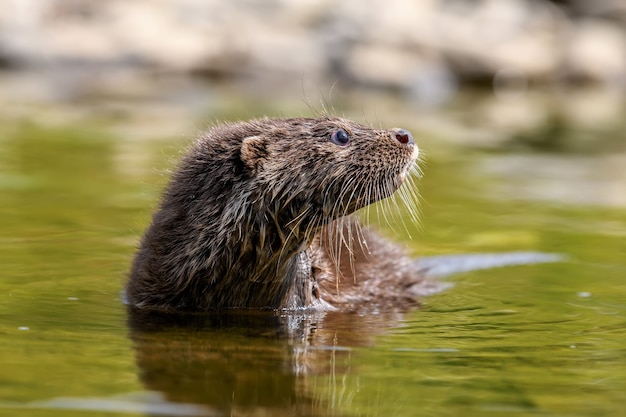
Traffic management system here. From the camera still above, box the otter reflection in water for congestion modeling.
[127,306,406,416]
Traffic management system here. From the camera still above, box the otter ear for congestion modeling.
[241,135,269,175]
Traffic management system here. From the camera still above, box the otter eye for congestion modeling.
[330,129,350,147]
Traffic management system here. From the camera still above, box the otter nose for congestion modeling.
[394,129,414,145]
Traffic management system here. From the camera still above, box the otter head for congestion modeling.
[239,117,419,242]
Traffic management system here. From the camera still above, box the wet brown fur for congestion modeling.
[127,116,438,311]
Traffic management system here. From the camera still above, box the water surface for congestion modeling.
[0,99,624,417]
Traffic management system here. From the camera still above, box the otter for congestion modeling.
[127,116,443,311]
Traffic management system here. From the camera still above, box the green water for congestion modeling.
[0,113,624,417]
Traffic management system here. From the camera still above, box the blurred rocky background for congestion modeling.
[0,1,624,212]
[0,0,625,152]
[1,0,625,93]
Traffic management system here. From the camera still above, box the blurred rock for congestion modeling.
[566,19,626,86]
